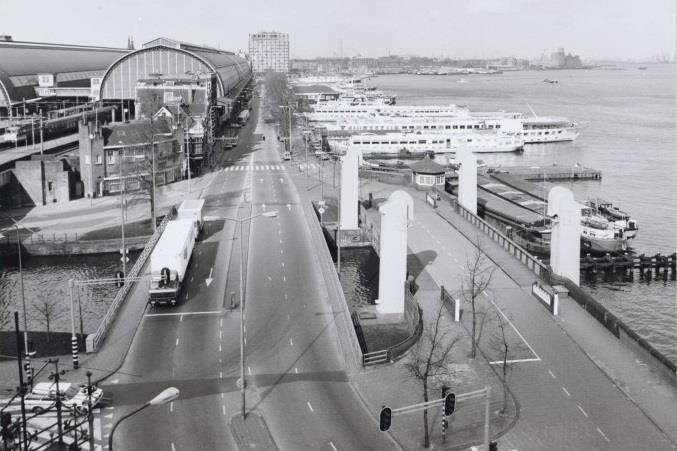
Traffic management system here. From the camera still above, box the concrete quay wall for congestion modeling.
[0,235,150,256]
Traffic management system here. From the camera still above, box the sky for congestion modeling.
[1,0,674,61]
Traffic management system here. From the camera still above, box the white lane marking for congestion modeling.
[222,405,226,416]
[280,178,284,183]
[329,441,338,451]
[248,366,252,376]
[170,402,173,412]
[179,315,183,322]
[548,369,556,379]
[221,393,224,399]
[597,427,610,442]
[489,358,540,365]
[290,337,294,346]
[562,386,571,397]
[145,311,223,317]
[220,319,223,328]
[171,443,176,451]
[220,371,223,379]
[243,325,246,334]
[294,367,298,374]
[219,344,222,352]
[489,299,541,361]
[244,337,247,345]
[281,262,285,267]
[287,203,291,210]
[280,239,283,244]
[280,250,283,254]
[175,338,179,347]
[219,330,222,340]
[268,276,272,281]
[307,402,314,412]
[577,405,588,418]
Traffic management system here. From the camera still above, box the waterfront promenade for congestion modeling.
[290,156,677,450]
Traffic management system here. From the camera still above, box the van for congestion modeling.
[283,151,292,161]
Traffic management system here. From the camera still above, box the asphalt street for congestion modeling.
[100,93,394,450]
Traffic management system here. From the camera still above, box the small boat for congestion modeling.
[543,79,559,84]
[586,198,638,239]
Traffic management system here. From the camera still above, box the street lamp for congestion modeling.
[223,210,278,418]
[108,387,179,451]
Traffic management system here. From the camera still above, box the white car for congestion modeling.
[25,382,104,415]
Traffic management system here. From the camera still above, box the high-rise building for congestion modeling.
[248,31,289,73]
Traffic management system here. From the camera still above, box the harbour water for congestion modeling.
[375,66,676,363]
[0,252,138,334]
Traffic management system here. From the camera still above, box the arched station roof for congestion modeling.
[0,38,129,108]
[99,37,251,101]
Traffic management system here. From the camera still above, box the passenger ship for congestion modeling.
[521,116,587,143]
[324,115,524,135]
[304,103,469,122]
[348,129,524,154]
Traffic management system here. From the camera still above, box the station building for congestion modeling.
[0,35,129,118]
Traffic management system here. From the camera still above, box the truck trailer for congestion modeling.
[148,219,197,306]
[177,199,205,232]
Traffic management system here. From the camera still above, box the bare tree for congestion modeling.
[462,237,495,358]
[405,301,460,449]
[490,309,514,414]
[32,295,65,343]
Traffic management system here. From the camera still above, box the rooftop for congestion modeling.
[409,155,445,174]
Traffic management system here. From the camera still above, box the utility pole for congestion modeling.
[119,148,127,278]
[337,158,341,278]
[484,385,491,450]
[15,312,28,451]
[51,359,64,446]
[86,371,95,450]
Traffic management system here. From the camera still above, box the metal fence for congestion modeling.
[440,192,550,279]
[89,208,176,351]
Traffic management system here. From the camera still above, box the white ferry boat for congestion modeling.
[521,116,586,143]
[325,115,524,136]
[305,103,469,122]
[348,130,524,154]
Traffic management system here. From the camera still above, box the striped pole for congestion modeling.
[24,354,32,382]
[71,335,79,369]
[69,279,79,369]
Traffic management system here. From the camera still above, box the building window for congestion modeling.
[96,155,102,165]
[48,181,53,191]
[85,155,91,164]
[107,153,115,164]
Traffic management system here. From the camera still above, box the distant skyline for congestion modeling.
[1,0,674,61]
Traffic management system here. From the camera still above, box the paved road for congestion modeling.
[100,94,393,450]
[360,180,676,450]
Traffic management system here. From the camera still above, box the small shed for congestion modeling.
[409,155,446,188]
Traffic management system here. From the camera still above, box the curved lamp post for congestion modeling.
[108,387,179,450]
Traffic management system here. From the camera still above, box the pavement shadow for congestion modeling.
[408,250,438,291]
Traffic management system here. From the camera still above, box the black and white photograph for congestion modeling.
[0,1,675,449]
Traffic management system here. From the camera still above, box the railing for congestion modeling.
[361,282,423,367]
[89,208,176,352]
[441,192,550,280]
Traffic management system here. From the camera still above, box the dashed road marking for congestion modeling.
[562,387,571,397]
[248,366,252,376]
[220,371,223,379]
[548,369,556,379]
[290,337,294,346]
[175,338,180,347]
[577,405,588,417]
[597,427,610,442]
[170,402,174,413]
[329,441,338,451]
[281,262,285,267]
[219,344,222,352]
[222,405,226,416]
[171,442,176,451]
[294,367,298,374]
[307,402,314,412]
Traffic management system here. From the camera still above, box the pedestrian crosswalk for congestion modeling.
[1,402,104,450]
[222,163,325,172]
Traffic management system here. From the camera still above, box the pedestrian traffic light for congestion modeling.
[379,406,392,431]
[444,392,456,416]
[115,270,124,288]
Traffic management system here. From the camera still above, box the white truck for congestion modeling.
[148,219,197,307]
[177,199,205,232]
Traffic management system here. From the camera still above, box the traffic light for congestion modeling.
[379,406,392,431]
[115,270,124,288]
[444,392,456,416]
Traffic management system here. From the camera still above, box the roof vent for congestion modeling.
[0,35,13,42]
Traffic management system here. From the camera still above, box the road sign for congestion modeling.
[318,207,326,215]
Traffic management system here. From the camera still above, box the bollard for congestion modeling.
[71,335,79,369]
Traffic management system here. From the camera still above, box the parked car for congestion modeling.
[25,382,104,414]
[283,151,292,160]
